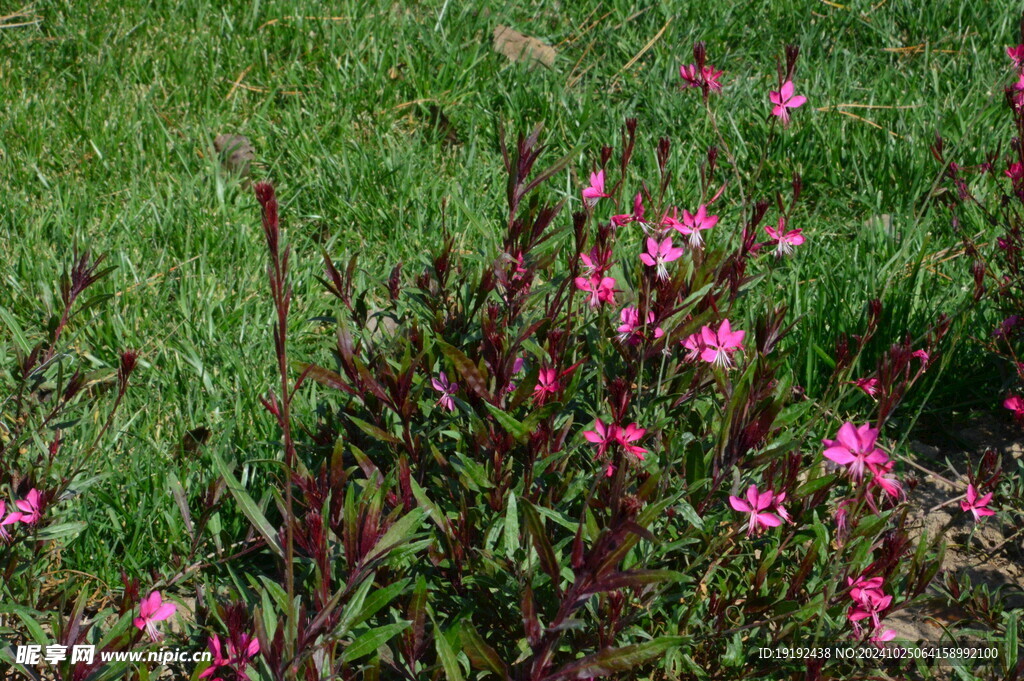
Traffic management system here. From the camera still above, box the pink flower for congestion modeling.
[533,368,560,405]
[431,372,458,412]
[616,423,648,460]
[583,419,619,458]
[769,80,807,126]
[912,349,930,366]
[694,319,745,368]
[870,628,897,646]
[504,356,526,394]
[617,307,663,345]
[1009,44,1024,69]
[0,501,21,543]
[729,484,783,537]
[14,489,42,525]
[848,575,885,607]
[772,492,791,524]
[579,246,613,277]
[639,236,684,280]
[659,207,684,232]
[1006,162,1024,184]
[867,459,904,507]
[1004,395,1024,421]
[574,275,617,308]
[852,377,881,399]
[764,217,805,257]
[676,205,719,248]
[582,170,610,207]
[134,591,177,643]
[822,423,889,482]
[960,484,995,522]
[679,63,723,92]
[200,634,260,681]
[612,193,645,227]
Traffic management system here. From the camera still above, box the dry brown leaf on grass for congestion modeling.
[493,25,556,69]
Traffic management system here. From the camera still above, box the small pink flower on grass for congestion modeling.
[431,372,458,412]
[580,246,613,277]
[1009,44,1024,70]
[134,591,176,643]
[960,484,995,522]
[764,217,805,257]
[679,64,723,92]
[687,319,745,368]
[15,489,42,525]
[504,356,525,394]
[639,236,684,280]
[676,205,719,248]
[1004,395,1024,421]
[772,492,792,523]
[612,193,645,227]
[575,275,617,308]
[729,484,783,537]
[200,634,260,681]
[533,368,560,405]
[617,307,663,345]
[769,80,807,126]
[822,423,888,482]
[582,170,610,207]
[870,628,897,646]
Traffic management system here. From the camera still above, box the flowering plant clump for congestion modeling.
[190,43,958,680]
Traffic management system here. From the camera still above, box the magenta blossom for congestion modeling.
[0,501,21,543]
[769,80,807,125]
[575,275,617,308]
[616,423,648,460]
[848,575,885,607]
[579,245,613,277]
[582,170,610,207]
[583,419,619,458]
[822,423,889,482]
[200,633,260,681]
[866,459,904,510]
[729,484,783,537]
[134,591,176,643]
[676,205,719,248]
[772,492,792,524]
[14,489,42,525]
[1007,162,1024,183]
[612,193,645,227]
[659,207,684,232]
[1004,395,1024,421]
[693,319,745,368]
[617,307,664,345]
[431,372,458,412]
[852,377,881,399]
[533,367,559,405]
[679,63,723,92]
[960,484,995,522]
[764,217,805,257]
[639,236,684,280]
[1009,44,1024,70]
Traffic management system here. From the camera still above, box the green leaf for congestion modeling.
[503,492,519,560]
[675,500,704,530]
[795,474,836,498]
[1005,611,1019,675]
[348,578,411,632]
[547,636,686,679]
[521,500,561,591]
[34,521,87,541]
[347,413,402,445]
[367,507,425,562]
[460,624,509,679]
[342,621,411,662]
[591,570,683,593]
[212,452,283,557]
[483,402,530,442]
[433,619,465,681]
[0,306,32,354]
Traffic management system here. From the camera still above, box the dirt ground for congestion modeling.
[887,413,1024,641]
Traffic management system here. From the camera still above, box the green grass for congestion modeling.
[0,0,1016,581]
